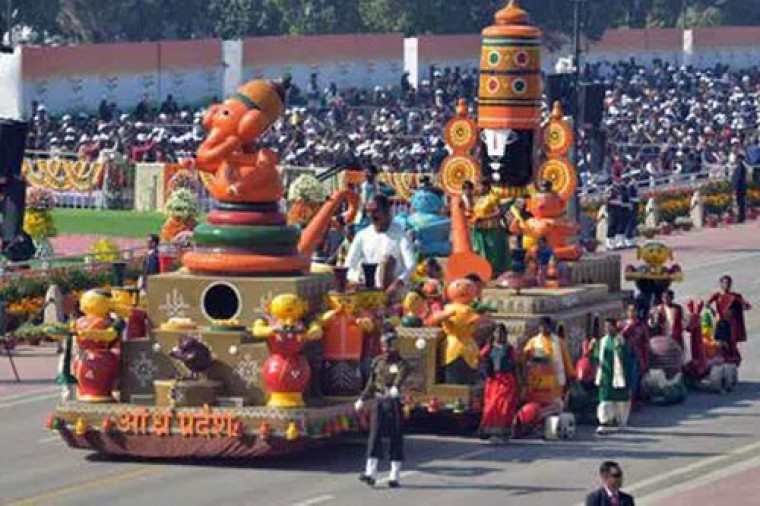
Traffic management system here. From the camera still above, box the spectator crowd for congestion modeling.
[24,61,760,183]
[588,60,759,187]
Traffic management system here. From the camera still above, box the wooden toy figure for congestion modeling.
[427,278,483,385]
[181,78,358,276]
[355,326,410,488]
[71,290,125,403]
[253,293,322,408]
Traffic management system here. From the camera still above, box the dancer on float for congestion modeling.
[479,323,520,443]
[345,194,416,300]
[356,325,410,488]
[594,318,635,434]
[708,275,752,365]
[517,316,575,432]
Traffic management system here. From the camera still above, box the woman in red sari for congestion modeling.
[479,323,520,442]
[708,275,752,366]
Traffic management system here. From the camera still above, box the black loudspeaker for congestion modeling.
[580,83,606,127]
[545,74,576,116]
[0,119,29,179]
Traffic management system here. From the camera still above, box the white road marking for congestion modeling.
[635,454,760,505]
[0,392,59,410]
[452,448,494,460]
[625,438,760,494]
[0,388,57,402]
[291,495,334,506]
[37,434,63,444]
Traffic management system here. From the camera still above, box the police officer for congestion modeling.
[355,325,410,488]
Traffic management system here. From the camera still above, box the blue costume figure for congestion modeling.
[393,187,451,257]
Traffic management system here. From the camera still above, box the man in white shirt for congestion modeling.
[345,195,416,299]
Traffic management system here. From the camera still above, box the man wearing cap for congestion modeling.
[356,325,410,488]
[345,194,416,300]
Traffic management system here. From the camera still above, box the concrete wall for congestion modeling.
[5,27,760,117]
[241,33,404,90]
[21,40,223,115]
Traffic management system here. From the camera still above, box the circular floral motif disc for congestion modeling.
[444,117,478,154]
[543,119,574,156]
[440,154,480,196]
[538,158,577,202]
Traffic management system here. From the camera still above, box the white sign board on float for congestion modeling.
[0,47,23,120]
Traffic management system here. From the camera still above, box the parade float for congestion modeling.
[47,1,632,458]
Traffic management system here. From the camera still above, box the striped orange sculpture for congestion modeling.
[478,0,542,131]
[477,0,542,198]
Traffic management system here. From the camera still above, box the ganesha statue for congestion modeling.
[393,187,451,257]
[71,289,127,403]
[181,79,357,276]
[428,278,483,385]
[253,293,322,408]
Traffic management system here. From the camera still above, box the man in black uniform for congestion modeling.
[604,180,623,251]
[356,325,410,488]
[732,154,748,223]
[623,177,639,248]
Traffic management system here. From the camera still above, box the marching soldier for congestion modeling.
[355,325,410,488]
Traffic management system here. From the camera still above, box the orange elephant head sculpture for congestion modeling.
[195,80,286,203]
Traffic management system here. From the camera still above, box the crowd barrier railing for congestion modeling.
[579,163,758,202]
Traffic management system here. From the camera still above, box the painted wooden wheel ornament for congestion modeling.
[543,101,574,157]
[440,154,480,196]
[378,173,419,202]
[444,116,478,154]
[444,98,479,154]
[538,158,577,201]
